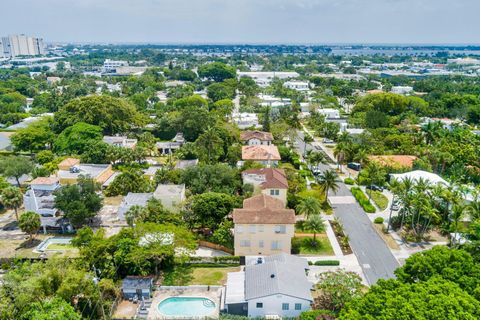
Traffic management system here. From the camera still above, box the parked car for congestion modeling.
[347,162,361,171]
[390,204,400,211]
[366,185,384,192]
[323,138,334,144]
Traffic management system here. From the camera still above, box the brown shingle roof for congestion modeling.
[240,130,274,142]
[242,168,288,189]
[233,194,295,224]
[242,145,281,161]
[369,155,417,168]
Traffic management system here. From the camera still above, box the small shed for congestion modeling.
[121,276,154,300]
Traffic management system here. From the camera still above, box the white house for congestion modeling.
[23,177,62,233]
[317,108,340,119]
[240,131,274,146]
[391,86,414,95]
[225,253,313,318]
[153,184,186,211]
[283,80,310,91]
[238,72,300,87]
[233,113,261,129]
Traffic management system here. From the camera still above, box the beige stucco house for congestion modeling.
[233,194,295,256]
[240,130,274,146]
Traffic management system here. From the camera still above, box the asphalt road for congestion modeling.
[294,131,399,285]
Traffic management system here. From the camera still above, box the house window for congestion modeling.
[258,225,264,232]
[270,189,280,196]
[237,226,243,234]
[240,240,251,247]
[256,302,263,308]
[259,240,264,248]
[271,240,282,250]
[295,303,302,310]
[249,225,256,234]
[282,303,289,311]
[274,225,286,234]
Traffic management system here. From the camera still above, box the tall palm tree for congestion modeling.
[307,151,327,170]
[296,197,323,219]
[304,214,325,244]
[302,134,314,157]
[0,186,23,220]
[124,205,146,227]
[353,148,369,167]
[387,178,401,232]
[195,126,223,163]
[317,169,340,203]
[333,142,348,171]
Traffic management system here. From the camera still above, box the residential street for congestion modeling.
[294,131,399,285]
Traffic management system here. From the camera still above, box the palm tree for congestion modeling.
[387,178,401,232]
[307,151,327,170]
[0,186,23,220]
[333,142,350,171]
[353,148,369,167]
[450,204,466,247]
[302,134,314,157]
[296,197,323,219]
[125,205,146,227]
[362,162,386,200]
[317,169,340,203]
[195,126,223,163]
[304,214,325,245]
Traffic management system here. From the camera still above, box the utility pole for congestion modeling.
[93,265,107,320]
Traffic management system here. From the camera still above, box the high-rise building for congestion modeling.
[0,34,46,58]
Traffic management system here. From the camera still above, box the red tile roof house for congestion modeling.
[242,168,288,206]
[232,194,295,256]
[240,130,274,146]
[241,145,281,167]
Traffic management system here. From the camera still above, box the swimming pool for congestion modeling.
[35,237,73,252]
[158,297,216,318]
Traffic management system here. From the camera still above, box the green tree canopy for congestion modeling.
[53,95,145,135]
[198,62,236,82]
[54,122,103,155]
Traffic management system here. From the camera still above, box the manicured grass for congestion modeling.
[189,267,240,285]
[46,243,76,250]
[295,221,328,234]
[367,190,388,211]
[293,235,334,256]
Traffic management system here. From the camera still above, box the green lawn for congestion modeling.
[46,243,76,250]
[189,267,240,285]
[163,266,240,286]
[367,190,389,211]
[293,235,334,255]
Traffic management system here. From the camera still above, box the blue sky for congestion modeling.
[2,0,478,44]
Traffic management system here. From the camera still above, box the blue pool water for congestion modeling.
[158,297,216,317]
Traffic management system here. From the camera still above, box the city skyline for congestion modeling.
[2,0,479,44]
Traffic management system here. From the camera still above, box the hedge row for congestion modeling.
[351,187,376,213]
[308,260,340,266]
[344,177,356,185]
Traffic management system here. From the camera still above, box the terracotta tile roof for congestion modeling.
[369,155,418,168]
[242,145,281,161]
[58,158,80,168]
[242,168,288,189]
[233,194,295,224]
[240,130,274,142]
[29,177,59,185]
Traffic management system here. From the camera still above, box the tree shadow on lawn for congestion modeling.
[2,221,18,231]
[17,238,42,249]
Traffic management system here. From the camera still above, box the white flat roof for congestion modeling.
[390,170,448,186]
[225,271,245,304]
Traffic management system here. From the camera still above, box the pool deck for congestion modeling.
[147,286,222,319]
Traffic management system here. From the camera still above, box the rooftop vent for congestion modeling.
[270,274,275,278]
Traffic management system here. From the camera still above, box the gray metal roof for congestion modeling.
[245,255,312,301]
[264,253,309,270]
[118,192,153,220]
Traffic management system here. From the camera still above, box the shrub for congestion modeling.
[351,187,376,213]
[344,177,355,185]
[314,260,340,266]
[374,217,384,224]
